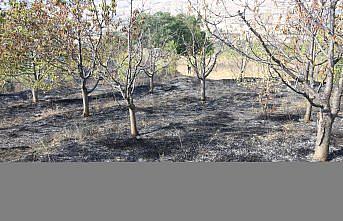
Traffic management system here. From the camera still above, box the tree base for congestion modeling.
[312,154,328,162]
[83,113,90,118]
[312,111,333,162]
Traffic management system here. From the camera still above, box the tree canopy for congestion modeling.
[138,12,212,56]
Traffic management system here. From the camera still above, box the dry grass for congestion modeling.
[51,125,101,144]
[177,57,268,80]
[0,115,25,129]
[34,106,65,121]
[280,98,307,115]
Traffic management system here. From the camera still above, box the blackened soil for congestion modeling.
[0,76,342,162]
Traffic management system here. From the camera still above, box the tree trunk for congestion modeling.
[31,88,38,103]
[200,79,206,102]
[304,100,313,123]
[129,103,139,138]
[313,110,334,162]
[82,87,90,117]
[149,75,154,93]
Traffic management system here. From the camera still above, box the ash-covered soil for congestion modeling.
[1,76,342,162]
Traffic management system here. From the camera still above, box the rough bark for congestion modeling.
[82,87,90,117]
[304,100,313,123]
[149,75,154,94]
[129,103,139,138]
[31,88,38,103]
[313,110,334,161]
[240,71,244,82]
[200,79,206,102]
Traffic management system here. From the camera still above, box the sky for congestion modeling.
[0,0,291,23]
[114,0,292,17]
[115,0,190,17]
[0,0,290,14]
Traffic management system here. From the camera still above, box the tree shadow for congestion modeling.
[216,153,268,162]
[328,149,343,161]
[332,132,343,147]
[0,90,31,100]
[92,109,274,162]
[297,148,313,158]
[256,113,302,122]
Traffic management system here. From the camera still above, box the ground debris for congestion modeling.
[1,76,342,162]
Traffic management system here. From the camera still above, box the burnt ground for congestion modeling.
[0,75,342,162]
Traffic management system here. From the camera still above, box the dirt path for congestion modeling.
[1,76,342,162]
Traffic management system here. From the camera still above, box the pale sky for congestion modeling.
[115,0,190,17]
[0,0,290,15]
[114,0,291,17]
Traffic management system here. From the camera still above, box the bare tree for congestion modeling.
[140,26,172,94]
[184,26,221,102]
[234,32,250,82]
[296,1,325,123]
[98,0,144,138]
[61,0,113,117]
[191,0,342,161]
[142,46,170,93]
[138,13,179,94]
